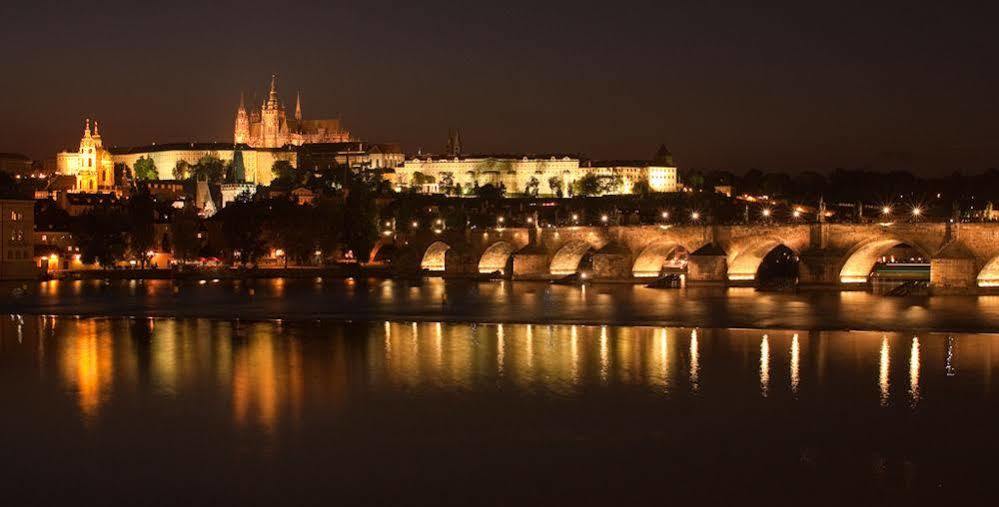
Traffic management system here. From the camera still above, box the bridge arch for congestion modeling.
[838,238,931,284]
[632,240,687,278]
[421,241,451,272]
[368,240,397,264]
[728,238,796,282]
[550,241,595,276]
[478,241,516,274]
[976,256,999,287]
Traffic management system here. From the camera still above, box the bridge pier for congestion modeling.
[591,243,632,279]
[797,250,846,289]
[512,249,550,279]
[929,242,979,294]
[443,247,478,277]
[686,244,728,286]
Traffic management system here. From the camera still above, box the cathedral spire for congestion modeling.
[84,118,92,138]
[93,120,100,137]
[267,74,279,108]
[295,91,302,121]
[238,91,246,112]
[446,128,462,156]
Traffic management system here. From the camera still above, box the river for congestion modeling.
[4,277,999,331]
[1,279,997,503]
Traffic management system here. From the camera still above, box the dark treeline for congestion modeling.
[34,167,383,268]
[682,168,999,205]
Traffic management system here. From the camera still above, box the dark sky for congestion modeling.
[2,1,997,174]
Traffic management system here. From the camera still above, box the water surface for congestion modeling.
[6,278,999,331]
[1,316,996,504]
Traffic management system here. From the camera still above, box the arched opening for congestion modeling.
[755,244,799,290]
[632,241,688,278]
[977,257,999,287]
[421,241,451,272]
[478,241,516,274]
[728,239,791,282]
[370,243,397,264]
[550,241,595,276]
[840,239,929,289]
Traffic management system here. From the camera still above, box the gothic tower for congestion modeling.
[234,92,249,144]
[446,128,462,156]
[259,74,288,148]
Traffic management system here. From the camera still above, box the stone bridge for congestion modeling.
[377,222,999,294]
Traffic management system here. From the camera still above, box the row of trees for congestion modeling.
[64,171,382,268]
[115,154,305,186]
[173,154,232,182]
[681,167,999,204]
[69,192,158,267]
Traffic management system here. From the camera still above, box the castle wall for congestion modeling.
[112,149,296,185]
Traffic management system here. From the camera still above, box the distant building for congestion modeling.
[34,174,78,201]
[290,187,316,206]
[235,75,351,148]
[297,142,405,171]
[195,178,217,217]
[219,149,256,208]
[144,180,186,202]
[394,154,580,195]
[581,160,679,194]
[55,119,116,192]
[60,192,118,216]
[34,230,87,273]
[393,141,680,196]
[0,153,32,176]
[1,199,36,279]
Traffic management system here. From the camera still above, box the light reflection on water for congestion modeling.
[790,333,800,396]
[4,316,994,428]
[17,277,999,332]
[910,336,921,408]
[760,334,770,398]
[2,316,999,502]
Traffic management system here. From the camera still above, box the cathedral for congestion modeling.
[55,119,115,192]
[234,75,351,148]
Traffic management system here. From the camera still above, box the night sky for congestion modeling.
[2,1,997,174]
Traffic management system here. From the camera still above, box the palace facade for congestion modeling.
[392,145,679,196]
[235,75,351,148]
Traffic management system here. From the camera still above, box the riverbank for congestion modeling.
[39,264,394,281]
[3,278,999,333]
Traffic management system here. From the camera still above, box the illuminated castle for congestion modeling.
[234,75,351,148]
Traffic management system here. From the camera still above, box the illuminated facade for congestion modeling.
[55,119,116,192]
[235,75,351,148]
[394,155,580,195]
[111,143,295,187]
[394,155,678,195]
